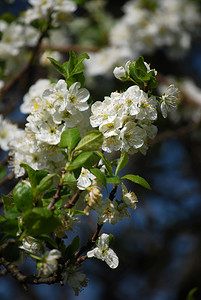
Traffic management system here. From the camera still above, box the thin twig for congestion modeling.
[64,191,81,209]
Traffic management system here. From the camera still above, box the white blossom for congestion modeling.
[77,168,96,190]
[122,183,138,210]
[37,249,61,278]
[87,233,119,269]
[161,84,179,118]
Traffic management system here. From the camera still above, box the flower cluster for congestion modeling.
[0,19,38,81]
[21,0,77,24]
[86,0,201,77]
[10,79,91,177]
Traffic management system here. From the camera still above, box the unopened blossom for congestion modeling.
[87,233,119,269]
[37,249,61,278]
[113,61,131,80]
[161,84,179,118]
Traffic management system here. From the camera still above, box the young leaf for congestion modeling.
[65,235,80,259]
[75,130,103,152]
[35,173,56,195]
[4,209,21,220]
[67,152,93,171]
[2,194,15,211]
[106,175,121,184]
[121,174,151,190]
[23,207,61,236]
[90,168,106,187]
[115,151,129,176]
[47,57,67,78]
[13,182,33,212]
[0,219,18,236]
[20,163,49,189]
[60,128,81,150]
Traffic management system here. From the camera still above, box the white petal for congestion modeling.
[105,249,119,269]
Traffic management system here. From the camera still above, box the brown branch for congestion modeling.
[64,191,81,209]
[74,223,103,263]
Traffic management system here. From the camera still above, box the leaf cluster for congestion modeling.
[48,50,89,87]
[129,56,158,90]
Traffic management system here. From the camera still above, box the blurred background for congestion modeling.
[1,0,201,299]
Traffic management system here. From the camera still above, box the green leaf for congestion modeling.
[96,151,113,175]
[0,219,18,236]
[115,151,129,176]
[186,288,198,300]
[121,174,151,190]
[47,57,67,78]
[2,194,14,211]
[60,128,81,150]
[67,152,93,171]
[83,152,100,169]
[0,215,5,222]
[63,171,77,183]
[90,167,106,187]
[20,163,49,189]
[0,13,16,23]
[148,70,158,89]
[13,182,33,212]
[35,173,56,195]
[37,234,58,249]
[4,209,21,219]
[106,175,121,184]
[75,130,103,152]
[23,207,61,236]
[0,164,6,180]
[62,51,89,87]
[65,235,80,259]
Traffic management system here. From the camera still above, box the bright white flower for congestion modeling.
[161,84,179,118]
[120,85,141,116]
[137,95,158,121]
[77,168,96,190]
[38,249,61,278]
[120,121,146,153]
[90,98,116,128]
[102,129,122,153]
[87,233,119,269]
[0,115,21,151]
[96,198,121,225]
[122,183,138,209]
[66,82,90,114]
[144,62,157,76]
[22,0,77,24]
[20,79,51,114]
